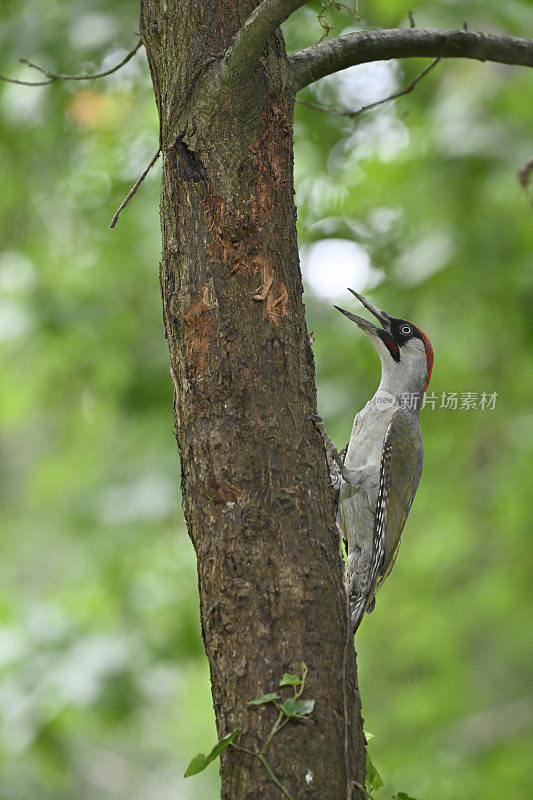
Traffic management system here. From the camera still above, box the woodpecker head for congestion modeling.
[335,289,434,394]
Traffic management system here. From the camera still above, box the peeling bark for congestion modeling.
[140,2,365,797]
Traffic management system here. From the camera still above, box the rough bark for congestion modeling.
[139,2,365,799]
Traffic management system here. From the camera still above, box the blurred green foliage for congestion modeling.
[1,2,532,799]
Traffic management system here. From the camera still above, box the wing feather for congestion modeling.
[351,408,423,630]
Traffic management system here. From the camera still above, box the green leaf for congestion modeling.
[279,673,302,687]
[248,692,279,705]
[365,752,383,793]
[184,729,239,777]
[364,730,374,742]
[394,793,419,800]
[280,698,315,718]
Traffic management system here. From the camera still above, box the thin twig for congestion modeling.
[341,536,352,799]
[109,148,161,229]
[0,39,143,87]
[317,2,354,44]
[231,742,261,758]
[0,72,53,87]
[352,780,376,800]
[231,743,295,800]
[296,57,441,118]
[261,710,285,753]
[259,754,295,800]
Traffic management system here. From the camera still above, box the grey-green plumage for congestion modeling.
[310,290,433,632]
[344,407,424,631]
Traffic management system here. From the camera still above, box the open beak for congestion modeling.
[334,289,391,337]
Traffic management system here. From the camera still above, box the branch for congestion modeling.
[0,39,142,87]
[221,0,309,86]
[109,148,161,229]
[296,56,441,118]
[289,28,533,91]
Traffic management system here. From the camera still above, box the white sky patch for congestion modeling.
[0,301,33,341]
[311,60,409,167]
[431,71,504,158]
[0,252,36,292]
[121,135,161,181]
[301,238,383,299]
[367,206,402,235]
[70,13,118,50]
[361,113,410,163]
[295,175,349,217]
[314,60,400,110]
[102,47,146,90]
[0,628,27,669]
[336,60,400,108]
[97,473,177,524]
[394,230,455,285]
[327,111,409,169]
[1,82,47,127]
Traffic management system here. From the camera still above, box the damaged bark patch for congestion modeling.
[201,95,292,325]
[204,194,257,275]
[263,282,288,325]
[249,94,292,224]
[211,479,241,505]
[252,254,288,326]
[174,135,208,184]
[184,283,214,372]
[204,200,289,324]
[203,96,291,278]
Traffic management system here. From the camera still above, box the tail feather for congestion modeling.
[350,593,376,631]
[350,594,367,632]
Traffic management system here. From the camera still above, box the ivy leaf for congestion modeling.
[184,729,239,777]
[248,692,279,706]
[394,793,419,800]
[279,672,302,687]
[280,698,315,717]
[365,752,383,793]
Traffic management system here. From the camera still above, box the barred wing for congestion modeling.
[352,408,423,630]
[372,408,423,594]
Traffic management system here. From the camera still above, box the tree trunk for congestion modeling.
[140,2,365,797]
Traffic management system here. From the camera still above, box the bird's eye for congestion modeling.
[400,324,411,335]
